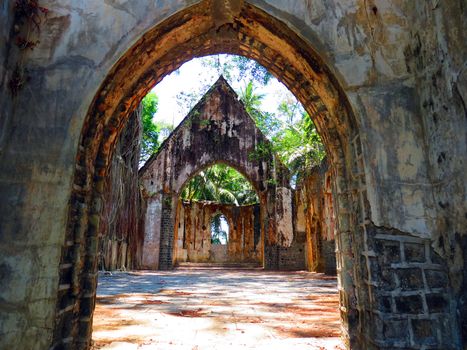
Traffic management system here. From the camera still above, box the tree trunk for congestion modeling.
[98,106,146,270]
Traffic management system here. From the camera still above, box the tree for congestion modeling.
[155,120,175,144]
[202,54,272,85]
[140,92,160,163]
[238,79,325,181]
[239,80,280,139]
[272,102,325,182]
[231,55,272,85]
[181,164,258,205]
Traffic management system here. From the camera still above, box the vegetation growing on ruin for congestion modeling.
[9,0,48,96]
[140,54,325,199]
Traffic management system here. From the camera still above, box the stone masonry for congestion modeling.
[0,1,465,349]
[139,77,293,270]
[173,200,262,265]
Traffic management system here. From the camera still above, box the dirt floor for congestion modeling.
[92,268,344,350]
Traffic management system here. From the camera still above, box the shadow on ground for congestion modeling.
[92,268,344,350]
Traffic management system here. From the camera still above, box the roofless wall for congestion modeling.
[139,77,293,269]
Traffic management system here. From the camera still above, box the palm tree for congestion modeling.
[239,81,280,138]
[240,81,264,116]
[181,164,258,205]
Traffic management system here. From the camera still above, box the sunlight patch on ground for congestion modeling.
[92,269,344,350]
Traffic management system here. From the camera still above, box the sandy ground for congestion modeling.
[92,268,344,350]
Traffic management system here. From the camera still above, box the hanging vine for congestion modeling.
[8,0,48,96]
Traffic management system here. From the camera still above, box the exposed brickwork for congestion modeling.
[0,1,461,349]
[158,194,176,270]
[264,244,279,270]
[361,225,457,349]
[278,231,306,270]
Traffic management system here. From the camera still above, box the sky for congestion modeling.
[151,54,299,129]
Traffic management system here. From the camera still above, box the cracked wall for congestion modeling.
[0,1,465,349]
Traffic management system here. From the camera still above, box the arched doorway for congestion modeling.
[175,162,262,267]
[139,77,292,271]
[50,2,455,349]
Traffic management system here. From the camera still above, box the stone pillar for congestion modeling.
[141,194,162,269]
[158,193,177,270]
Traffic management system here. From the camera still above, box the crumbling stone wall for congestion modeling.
[140,77,293,270]
[295,160,337,274]
[0,1,465,349]
[174,200,262,265]
[277,230,307,271]
[404,3,467,341]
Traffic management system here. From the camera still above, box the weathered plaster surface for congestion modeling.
[140,78,291,269]
[174,201,262,264]
[0,0,464,348]
[295,160,337,273]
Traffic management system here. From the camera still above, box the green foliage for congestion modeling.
[248,142,273,162]
[272,107,325,182]
[155,120,174,144]
[239,79,325,181]
[140,92,160,163]
[239,81,280,138]
[181,164,258,205]
[202,55,272,85]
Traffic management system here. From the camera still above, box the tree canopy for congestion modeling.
[238,79,325,183]
[140,92,160,163]
[181,164,258,205]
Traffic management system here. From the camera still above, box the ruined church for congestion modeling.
[0,1,465,349]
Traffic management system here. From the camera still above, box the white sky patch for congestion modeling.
[151,55,296,128]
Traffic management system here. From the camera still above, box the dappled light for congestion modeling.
[92,269,343,350]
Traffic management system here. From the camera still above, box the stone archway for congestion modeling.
[47,1,458,349]
[174,200,262,266]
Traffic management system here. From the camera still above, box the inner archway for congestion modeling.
[55,2,372,349]
[175,162,262,267]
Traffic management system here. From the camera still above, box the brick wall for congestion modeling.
[362,225,457,348]
[158,195,175,270]
[278,231,306,270]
